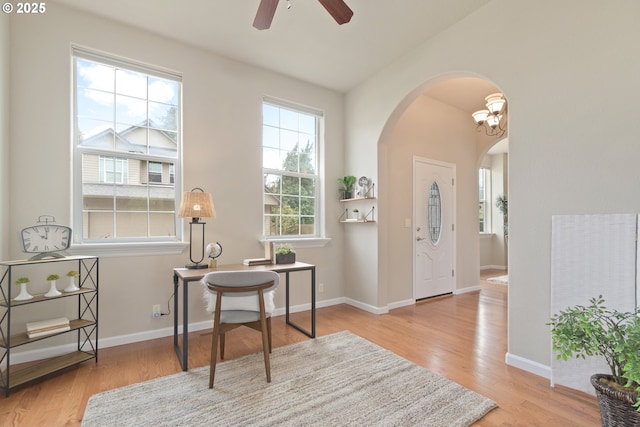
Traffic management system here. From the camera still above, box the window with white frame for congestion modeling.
[479,168,491,232]
[262,99,321,238]
[73,48,182,242]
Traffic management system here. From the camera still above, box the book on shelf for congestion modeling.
[26,316,71,338]
[27,325,71,339]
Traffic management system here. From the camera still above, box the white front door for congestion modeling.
[414,157,455,300]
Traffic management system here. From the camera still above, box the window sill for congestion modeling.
[479,233,495,240]
[261,237,331,249]
[67,241,188,258]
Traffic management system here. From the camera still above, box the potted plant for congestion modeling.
[64,270,80,292]
[14,277,33,301]
[337,175,357,199]
[275,244,296,264]
[495,194,508,238]
[44,274,61,298]
[548,295,640,425]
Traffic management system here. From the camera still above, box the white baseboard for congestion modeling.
[388,299,414,310]
[9,297,351,365]
[343,297,388,314]
[480,265,507,271]
[505,352,551,380]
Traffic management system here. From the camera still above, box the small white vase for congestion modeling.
[14,283,33,301]
[44,280,62,297]
[64,277,80,292]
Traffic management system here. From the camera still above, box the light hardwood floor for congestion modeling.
[1,270,601,426]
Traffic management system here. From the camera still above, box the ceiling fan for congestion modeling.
[253,0,354,30]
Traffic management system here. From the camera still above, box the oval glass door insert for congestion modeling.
[428,181,442,244]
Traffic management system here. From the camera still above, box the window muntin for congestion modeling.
[73,49,181,242]
[479,168,491,232]
[262,101,321,238]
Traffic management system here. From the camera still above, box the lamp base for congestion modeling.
[185,263,209,269]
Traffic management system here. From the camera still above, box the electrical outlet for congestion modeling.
[319,283,325,293]
[152,304,161,318]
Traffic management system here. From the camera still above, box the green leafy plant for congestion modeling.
[66,270,79,277]
[15,277,30,284]
[548,295,640,408]
[337,175,357,198]
[275,244,295,255]
[46,274,60,281]
[495,194,508,236]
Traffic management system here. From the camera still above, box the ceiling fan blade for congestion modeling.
[253,0,279,30]
[317,0,353,25]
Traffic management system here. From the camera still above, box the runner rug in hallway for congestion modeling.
[82,330,496,427]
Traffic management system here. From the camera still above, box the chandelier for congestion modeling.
[472,93,507,138]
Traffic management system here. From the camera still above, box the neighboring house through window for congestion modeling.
[262,99,321,238]
[73,47,182,242]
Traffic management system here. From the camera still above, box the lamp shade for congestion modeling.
[178,188,216,219]
[485,93,506,115]
[472,109,489,124]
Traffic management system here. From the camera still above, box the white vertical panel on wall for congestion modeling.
[550,214,638,395]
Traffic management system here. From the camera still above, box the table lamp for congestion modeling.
[178,187,216,269]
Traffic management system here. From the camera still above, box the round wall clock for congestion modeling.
[18,215,72,260]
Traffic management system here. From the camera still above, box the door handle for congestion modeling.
[416,236,426,241]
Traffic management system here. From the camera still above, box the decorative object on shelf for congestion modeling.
[548,295,640,423]
[275,244,296,264]
[340,206,376,223]
[472,93,507,138]
[178,188,216,269]
[18,215,72,261]
[14,277,33,301]
[64,270,80,292]
[337,175,357,199]
[206,242,223,268]
[44,274,61,297]
[356,176,374,198]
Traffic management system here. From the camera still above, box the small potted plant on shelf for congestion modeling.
[64,270,80,292]
[548,295,640,425]
[14,277,33,301]
[44,274,61,298]
[337,175,357,200]
[275,244,296,264]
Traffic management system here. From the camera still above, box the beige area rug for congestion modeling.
[82,331,496,427]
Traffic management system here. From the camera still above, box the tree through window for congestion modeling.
[262,100,321,238]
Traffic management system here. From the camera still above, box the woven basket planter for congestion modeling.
[591,374,640,427]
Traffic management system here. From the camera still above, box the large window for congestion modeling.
[73,48,182,242]
[479,168,491,232]
[262,100,321,238]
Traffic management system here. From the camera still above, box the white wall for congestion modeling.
[7,4,345,346]
[384,95,481,304]
[345,0,640,376]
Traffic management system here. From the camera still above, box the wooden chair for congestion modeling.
[202,270,280,388]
